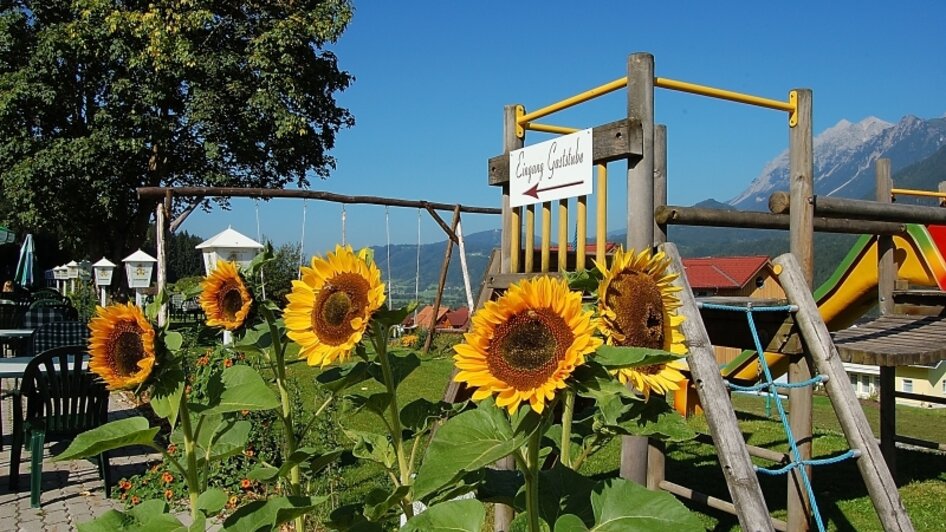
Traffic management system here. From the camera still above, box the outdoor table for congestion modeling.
[0,355,88,378]
[0,329,33,357]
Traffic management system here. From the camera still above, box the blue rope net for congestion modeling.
[702,302,858,532]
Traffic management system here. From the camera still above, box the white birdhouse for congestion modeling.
[195,226,263,275]
[65,260,80,280]
[93,257,117,287]
[123,249,157,289]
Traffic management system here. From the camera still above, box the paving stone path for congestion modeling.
[0,385,160,531]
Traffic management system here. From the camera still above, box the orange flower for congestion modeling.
[224,358,234,368]
[240,479,252,490]
[164,489,174,500]
[167,443,177,454]
[119,480,132,491]
[197,356,210,367]
[227,495,239,509]
[240,409,250,416]
[131,495,141,505]
[162,471,174,484]
[243,448,255,458]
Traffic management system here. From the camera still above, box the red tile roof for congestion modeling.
[410,305,450,329]
[446,307,470,329]
[682,256,770,290]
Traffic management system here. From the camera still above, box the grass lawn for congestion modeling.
[282,341,946,531]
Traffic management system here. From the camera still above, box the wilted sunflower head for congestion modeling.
[453,276,601,415]
[200,261,253,331]
[284,245,386,367]
[595,247,688,398]
[88,303,157,390]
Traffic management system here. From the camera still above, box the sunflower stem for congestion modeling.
[560,388,576,468]
[178,399,201,521]
[373,323,414,518]
[524,428,542,532]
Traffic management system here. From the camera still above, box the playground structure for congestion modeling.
[479,52,936,531]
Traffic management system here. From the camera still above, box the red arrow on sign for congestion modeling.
[523,180,584,200]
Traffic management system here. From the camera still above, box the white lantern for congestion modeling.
[195,226,263,275]
[122,250,157,289]
[65,260,79,280]
[93,257,117,287]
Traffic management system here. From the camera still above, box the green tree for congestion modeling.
[0,0,354,261]
[260,240,303,304]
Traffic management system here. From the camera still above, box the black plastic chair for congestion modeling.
[7,345,111,507]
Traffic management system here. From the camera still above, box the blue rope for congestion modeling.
[707,302,859,532]
[727,375,825,393]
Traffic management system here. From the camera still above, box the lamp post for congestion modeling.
[122,250,157,308]
[93,258,117,306]
[53,265,67,293]
[65,260,79,293]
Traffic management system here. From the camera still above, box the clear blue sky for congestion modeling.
[186,0,946,254]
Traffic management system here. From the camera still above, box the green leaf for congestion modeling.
[196,487,228,515]
[201,365,280,415]
[222,495,328,532]
[208,419,252,461]
[345,430,396,469]
[368,351,420,390]
[400,398,460,435]
[515,464,596,527]
[573,362,640,403]
[317,361,372,394]
[150,369,185,429]
[248,447,343,481]
[578,478,703,531]
[399,498,486,532]
[553,514,589,532]
[374,302,418,328]
[364,485,410,521]
[413,401,536,501]
[55,417,159,462]
[510,512,551,532]
[594,346,682,368]
[609,398,696,442]
[164,331,184,351]
[564,268,602,293]
[77,500,185,532]
[348,392,392,418]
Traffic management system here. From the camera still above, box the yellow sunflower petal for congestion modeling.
[87,303,157,390]
[199,261,253,331]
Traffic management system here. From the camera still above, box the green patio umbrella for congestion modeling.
[15,233,35,287]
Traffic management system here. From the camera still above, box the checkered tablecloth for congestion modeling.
[22,306,68,328]
[31,321,90,355]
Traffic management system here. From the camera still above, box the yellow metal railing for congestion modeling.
[891,188,946,200]
[509,70,795,274]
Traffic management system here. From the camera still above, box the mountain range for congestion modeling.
[374,113,946,307]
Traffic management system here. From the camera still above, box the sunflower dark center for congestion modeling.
[108,322,146,377]
[606,269,666,349]
[219,283,245,320]
[486,309,574,390]
[312,273,370,346]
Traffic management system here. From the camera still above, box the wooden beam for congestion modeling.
[880,366,897,479]
[423,206,460,355]
[424,205,458,244]
[658,481,787,531]
[487,118,643,186]
[655,205,905,235]
[137,187,501,215]
[769,190,946,225]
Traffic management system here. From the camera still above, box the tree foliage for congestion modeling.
[260,239,303,304]
[0,0,354,260]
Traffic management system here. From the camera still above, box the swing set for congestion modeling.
[138,186,499,352]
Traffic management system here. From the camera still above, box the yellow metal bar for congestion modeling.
[655,77,795,113]
[518,76,628,128]
[558,199,569,272]
[891,188,946,199]
[524,205,535,273]
[541,202,551,273]
[577,196,587,270]
[526,123,580,135]
[596,164,607,265]
[510,206,520,273]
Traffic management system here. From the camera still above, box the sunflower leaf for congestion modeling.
[564,268,602,294]
[373,302,418,329]
[594,346,682,368]
[413,401,533,502]
[208,419,252,461]
[316,360,372,394]
[399,498,486,532]
[348,392,392,419]
[345,430,397,469]
[400,398,461,436]
[608,398,696,442]
[55,417,159,462]
[76,500,183,532]
[222,495,329,532]
[201,365,280,415]
[368,352,420,390]
[574,478,703,531]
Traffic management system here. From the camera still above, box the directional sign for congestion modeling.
[510,128,593,208]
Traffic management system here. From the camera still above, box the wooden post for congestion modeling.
[621,52,655,485]
[558,199,568,271]
[155,196,169,327]
[654,125,668,245]
[875,159,897,478]
[647,124,668,491]
[423,206,460,355]
[787,88,814,532]
[939,181,946,207]
[596,164,607,264]
[665,243,775,531]
[525,205,535,273]
[775,253,914,532]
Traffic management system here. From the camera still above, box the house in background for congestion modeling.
[445,307,470,331]
[403,305,450,331]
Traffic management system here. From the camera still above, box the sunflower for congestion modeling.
[284,245,386,367]
[200,260,253,330]
[88,303,157,390]
[596,247,688,399]
[453,276,601,415]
